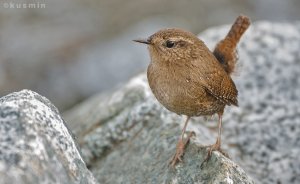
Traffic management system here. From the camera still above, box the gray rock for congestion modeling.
[65,74,254,184]
[200,21,300,184]
[0,90,97,184]
[65,21,300,184]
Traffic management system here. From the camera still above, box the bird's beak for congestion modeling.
[133,38,151,45]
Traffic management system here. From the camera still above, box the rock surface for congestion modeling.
[65,21,300,184]
[200,21,300,184]
[0,90,96,184]
[65,75,254,184]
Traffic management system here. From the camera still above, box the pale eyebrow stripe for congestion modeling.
[171,36,193,44]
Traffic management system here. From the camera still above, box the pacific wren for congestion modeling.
[134,15,250,167]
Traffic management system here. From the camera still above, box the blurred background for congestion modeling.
[0,0,300,111]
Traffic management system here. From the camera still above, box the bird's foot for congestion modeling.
[201,143,229,168]
[169,131,195,168]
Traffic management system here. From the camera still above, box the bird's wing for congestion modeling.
[189,56,238,106]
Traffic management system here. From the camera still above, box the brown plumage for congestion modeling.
[214,15,251,75]
[134,15,250,167]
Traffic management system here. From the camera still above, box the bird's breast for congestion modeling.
[147,62,224,116]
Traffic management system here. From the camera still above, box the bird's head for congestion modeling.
[134,28,206,64]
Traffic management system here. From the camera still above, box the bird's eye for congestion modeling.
[165,40,175,48]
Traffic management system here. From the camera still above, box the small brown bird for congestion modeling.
[134,15,250,167]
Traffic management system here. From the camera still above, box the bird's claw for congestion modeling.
[169,131,195,168]
[200,143,229,168]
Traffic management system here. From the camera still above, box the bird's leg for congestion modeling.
[169,116,193,167]
[202,112,228,166]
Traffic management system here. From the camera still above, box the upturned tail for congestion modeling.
[213,15,251,75]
